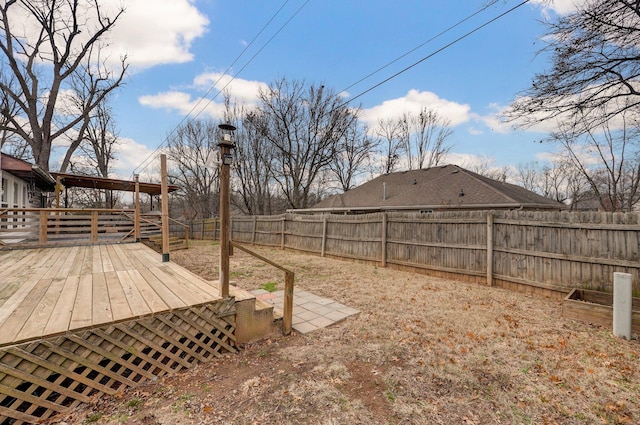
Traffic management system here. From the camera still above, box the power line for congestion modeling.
[340,1,499,95]
[132,0,310,176]
[343,0,531,108]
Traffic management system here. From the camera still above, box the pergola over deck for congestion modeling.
[1,172,180,248]
[51,172,180,208]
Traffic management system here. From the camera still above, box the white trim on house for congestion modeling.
[1,170,29,209]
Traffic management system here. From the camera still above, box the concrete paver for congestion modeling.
[252,289,360,334]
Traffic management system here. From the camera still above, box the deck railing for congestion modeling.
[230,241,294,335]
[0,208,137,248]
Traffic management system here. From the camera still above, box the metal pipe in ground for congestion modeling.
[613,272,633,339]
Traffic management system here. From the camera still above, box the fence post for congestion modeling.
[251,216,257,245]
[381,212,387,267]
[487,211,494,286]
[280,215,286,249]
[321,215,328,257]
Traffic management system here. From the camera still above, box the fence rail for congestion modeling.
[225,210,640,296]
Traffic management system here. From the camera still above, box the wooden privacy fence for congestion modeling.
[228,211,640,296]
[186,218,220,241]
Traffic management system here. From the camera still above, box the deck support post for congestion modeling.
[161,154,170,262]
[91,211,99,242]
[134,175,141,242]
[39,210,47,244]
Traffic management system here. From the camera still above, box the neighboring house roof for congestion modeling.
[296,164,565,213]
[0,152,56,191]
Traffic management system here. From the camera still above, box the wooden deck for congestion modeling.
[0,244,222,347]
[0,243,241,425]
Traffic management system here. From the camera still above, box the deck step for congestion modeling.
[142,235,188,252]
[222,283,283,343]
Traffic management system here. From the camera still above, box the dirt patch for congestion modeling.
[51,241,640,425]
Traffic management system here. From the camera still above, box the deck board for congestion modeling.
[92,245,103,274]
[0,278,53,345]
[105,271,132,321]
[43,275,80,335]
[70,274,93,329]
[106,245,125,271]
[116,270,153,317]
[136,267,186,310]
[15,277,66,342]
[112,244,135,270]
[100,245,115,273]
[92,272,114,325]
[67,246,87,277]
[0,243,223,347]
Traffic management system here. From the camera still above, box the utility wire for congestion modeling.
[186,0,312,124]
[340,1,499,95]
[132,0,308,176]
[342,0,531,108]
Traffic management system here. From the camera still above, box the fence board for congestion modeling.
[196,210,640,295]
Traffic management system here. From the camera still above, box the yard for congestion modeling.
[54,241,639,424]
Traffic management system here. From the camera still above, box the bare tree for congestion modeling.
[229,102,277,215]
[507,0,640,134]
[464,156,510,182]
[551,107,640,211]
[0,0,127,171]
[251,79,355,209]
[57,99,119,208]
[374,117,402,174]
[165,120,220,220]
[328,118,376,192]
[77,100,118,178]
[516,159,587,206]
[399,107,453,170]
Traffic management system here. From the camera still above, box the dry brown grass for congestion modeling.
[55,240,640,425]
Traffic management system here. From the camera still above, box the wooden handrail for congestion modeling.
[230,241,294,336]
[1,207,138,248]
[168,217,190,243]
[3,207,132,213]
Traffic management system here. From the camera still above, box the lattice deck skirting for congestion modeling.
[0,298,236,425]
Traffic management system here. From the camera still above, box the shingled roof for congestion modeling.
[295,164,565,213]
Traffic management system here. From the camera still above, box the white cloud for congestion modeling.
[110,137,158,179]
[360,89,471,127]
[107,0,209,70]
[193,73,268,104]
[530,0,586,17]
[5,0,208,72]
[139,74,268,119]
[139,90,226,119]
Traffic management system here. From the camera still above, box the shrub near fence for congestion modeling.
[226,211,640,297]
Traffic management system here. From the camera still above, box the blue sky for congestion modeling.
[77,0,581,179]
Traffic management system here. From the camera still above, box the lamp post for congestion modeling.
[218,123,236,298]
